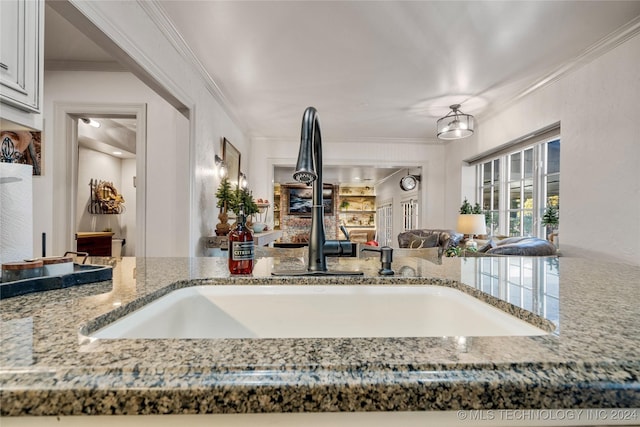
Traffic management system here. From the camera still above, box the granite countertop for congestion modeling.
[1,255,639,415]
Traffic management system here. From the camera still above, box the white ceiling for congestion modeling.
[77,118,137,159]
[155,0,640,140]
[44,1,640,182]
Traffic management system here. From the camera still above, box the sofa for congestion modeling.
[469,236,557,256]
[397,229,464,252]
[398,229,557,258]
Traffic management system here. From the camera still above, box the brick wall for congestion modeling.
[279,184,339,243]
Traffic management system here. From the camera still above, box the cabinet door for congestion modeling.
[0,0,42,112]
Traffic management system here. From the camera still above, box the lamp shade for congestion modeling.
[457,214,486,235]
[437,104,474,140]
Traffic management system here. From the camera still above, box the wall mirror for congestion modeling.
[222,137,241,187]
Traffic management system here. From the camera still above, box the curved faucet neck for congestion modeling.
[299,107,326,271]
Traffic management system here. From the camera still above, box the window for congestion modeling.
[507,147,535,236]
[477,137,560,238]
[480,159,500,235]
[401,198,419,231]
[376,203,393,247]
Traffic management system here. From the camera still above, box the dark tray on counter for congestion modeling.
[0,263,113,299]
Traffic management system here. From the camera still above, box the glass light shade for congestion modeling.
[219,165,228,179]
[457,214,486,235]
[437,105,474,140]
[215,155,228,178]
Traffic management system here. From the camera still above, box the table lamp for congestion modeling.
[457,214,486,249]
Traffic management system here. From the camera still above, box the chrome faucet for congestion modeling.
[273,107,362,276]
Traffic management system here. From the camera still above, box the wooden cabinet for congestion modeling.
[0,0,44,129]
[76,232,114,257]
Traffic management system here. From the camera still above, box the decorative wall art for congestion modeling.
[88,179,125,214]
[0,130,42,175]
[222,137,241,188]
[287,185,334,215]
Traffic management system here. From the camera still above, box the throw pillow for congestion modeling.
[408,233,440,249]
[477,239,497,253]
[422,233,440,248]
[487,238,557,256]
[408,238,423,249]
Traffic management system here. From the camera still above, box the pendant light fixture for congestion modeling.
[437,104,474,140]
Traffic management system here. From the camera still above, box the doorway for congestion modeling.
[76,116,137,256]
[53,103,147,257]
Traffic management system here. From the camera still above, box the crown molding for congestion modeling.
[477,15,640,122]
[138,1,248,133]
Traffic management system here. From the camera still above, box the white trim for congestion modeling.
[53,102,147,257]
[188,104,197,257]
[464,123,560,165]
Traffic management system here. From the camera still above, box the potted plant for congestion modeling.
[541,203,559,243]
[229,186,259,227]
[459,197,483,215]
[215,177,233,235]
[340,200,350,211]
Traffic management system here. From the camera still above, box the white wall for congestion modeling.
[42,1,248,257]
[76,147,123,233]
[444,33,640,266]
[75,147,136,256]
[375,171,417,248]
[41,71,191,256]
[375,168,441,248]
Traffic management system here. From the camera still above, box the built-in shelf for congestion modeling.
[339,186,376,231]
[273,186,281,230]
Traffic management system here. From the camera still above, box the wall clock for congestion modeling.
[400,174,419,191]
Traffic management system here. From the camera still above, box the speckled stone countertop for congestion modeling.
[1,255,639,415]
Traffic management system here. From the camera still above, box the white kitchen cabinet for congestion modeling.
[0,0,44,129]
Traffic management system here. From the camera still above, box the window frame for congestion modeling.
[476,137,560,238]
[400,197,419,232]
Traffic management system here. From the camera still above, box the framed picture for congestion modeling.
[288,184,334,215]
[222,137,240,187]
[0,130,42,175]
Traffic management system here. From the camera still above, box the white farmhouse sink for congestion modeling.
[92,285,547,339]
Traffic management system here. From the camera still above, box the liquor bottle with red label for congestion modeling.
[228,203,254,275]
